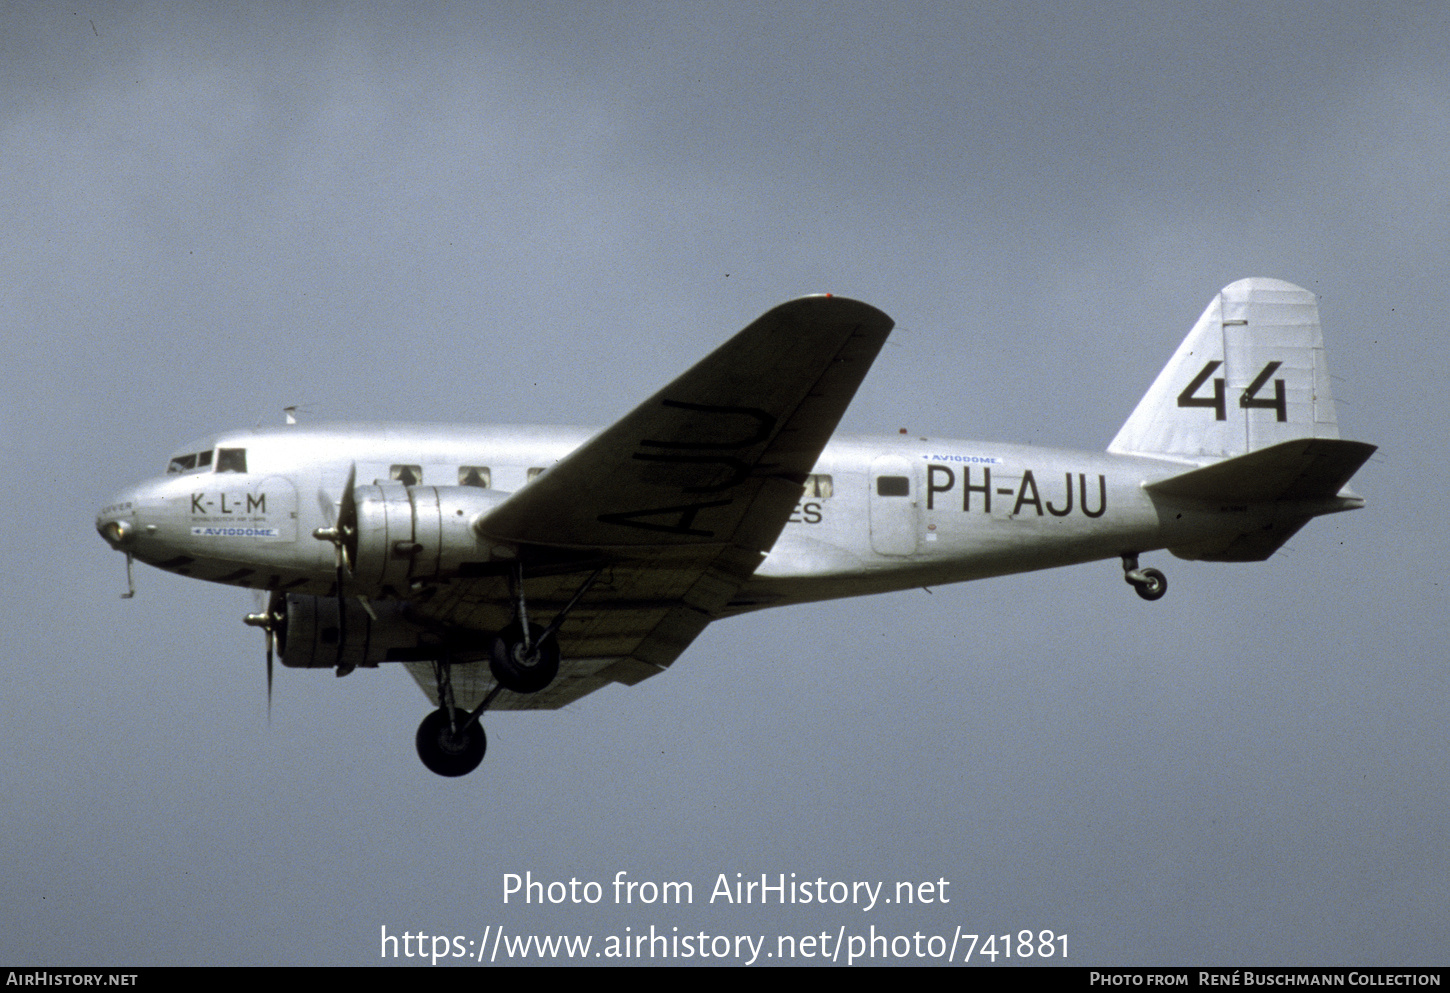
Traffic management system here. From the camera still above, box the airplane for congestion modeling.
[96,277,1374,777]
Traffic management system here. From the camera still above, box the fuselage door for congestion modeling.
[868,456,918,556]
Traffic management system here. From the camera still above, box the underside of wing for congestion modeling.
[403,654,656,712]
[403,551,731,708]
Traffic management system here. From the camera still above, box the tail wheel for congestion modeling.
[1133,568,1167,601]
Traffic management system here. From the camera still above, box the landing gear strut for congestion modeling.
[414,564,605,777]
[1121,554,1167,601]
[414,659,499,778]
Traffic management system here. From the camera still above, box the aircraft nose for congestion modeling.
[96,489,142,550]
[96,516,133,549]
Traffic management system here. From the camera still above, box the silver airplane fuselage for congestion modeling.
[95,421,1338,609]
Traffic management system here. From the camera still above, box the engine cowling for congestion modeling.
[278,593,449,670]
[347,483,513,595]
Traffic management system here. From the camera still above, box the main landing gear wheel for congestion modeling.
[415,708,486,777]
[489,621,559,693]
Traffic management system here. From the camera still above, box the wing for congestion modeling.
[407,295,894,710]
[477,294,894,551]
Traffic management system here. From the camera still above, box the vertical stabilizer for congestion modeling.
[1109,278,1339,462]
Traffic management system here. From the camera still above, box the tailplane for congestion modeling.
[1145,437,1375,506]
[1147,437,1375,561]
[1109,278,1341,462]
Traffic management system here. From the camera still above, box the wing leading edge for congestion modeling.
[413,296,895,708]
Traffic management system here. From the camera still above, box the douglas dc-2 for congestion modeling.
[97,278,1374,777]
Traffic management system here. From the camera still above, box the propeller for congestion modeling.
[312,463,358,660]
[313,462,358,574]
[243,589,287,719]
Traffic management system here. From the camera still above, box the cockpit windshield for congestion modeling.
[166,449,215,474]
[164,445,245,475]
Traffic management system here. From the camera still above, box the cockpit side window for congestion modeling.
[198,450,212,468]
[216,448,248,473]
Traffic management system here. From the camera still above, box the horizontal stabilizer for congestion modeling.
[1147,438,1376,504]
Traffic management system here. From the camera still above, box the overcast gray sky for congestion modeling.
[3,0,1446,967]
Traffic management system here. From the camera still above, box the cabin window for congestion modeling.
[527,467,546,482]
[216,448,248,473]
[876,475,910,497]
[390,464,422,486]
[458,466,491,488]
[804,474,834,498]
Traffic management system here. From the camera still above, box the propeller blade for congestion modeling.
[311,463,357,571]
[335,554,348,657]
[315,488,337,523]
[246,590,288,721]
[309,466,358,668]
[336,463,358,574]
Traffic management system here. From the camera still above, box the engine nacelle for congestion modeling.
[279,594,444,670]
[348,484,513,595]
